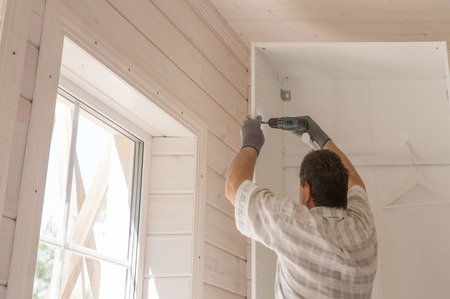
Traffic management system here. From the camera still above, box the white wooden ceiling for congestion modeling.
[208,0,450,48]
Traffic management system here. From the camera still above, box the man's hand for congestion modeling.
[292,116,331,149]
[241,115,265,155]
[225,116,264,206]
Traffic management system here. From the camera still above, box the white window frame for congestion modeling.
[7,0,207,298]
[33,84,149,298]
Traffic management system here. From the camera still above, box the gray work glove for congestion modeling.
[293,116,331,148]
[241,115,265,155]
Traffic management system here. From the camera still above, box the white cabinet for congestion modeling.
[251,42,450,299]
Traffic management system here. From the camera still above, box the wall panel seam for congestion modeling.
[147,232,193,237]
[207,165,229,180]
[203,281,247,298]
[148,0,248,99]
[2,215,15,221]
[144,274,192,279]
[105,0,248,122]
[150,153,196,156]
[205,240,246,262]
[205,200,234,219]
[208,128,240,154]
[206,201,235,220]
[148,190,195,195]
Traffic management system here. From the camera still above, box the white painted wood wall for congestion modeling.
[0,0,43,297]
[0,0,250,298]
[145,137,196,298]
[0,0,5,40]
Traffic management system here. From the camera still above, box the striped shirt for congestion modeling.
[235,180,378,299]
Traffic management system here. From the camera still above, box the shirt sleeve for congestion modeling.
[347,185,375,236]
[235,180,309,249]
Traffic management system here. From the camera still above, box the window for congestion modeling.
[33,88,143,299]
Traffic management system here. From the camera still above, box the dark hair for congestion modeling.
[299,150,349,209]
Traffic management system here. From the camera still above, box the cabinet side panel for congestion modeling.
[252,47,283,299]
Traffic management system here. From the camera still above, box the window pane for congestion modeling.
[75,109,112,194]
[40,96,74,239]
[35,90,142,299]
[66,107,135,260]
[60,252,128,299]
[33,243,58,299]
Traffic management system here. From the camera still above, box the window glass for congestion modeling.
[39,96,73,240]
[33,89,142,299]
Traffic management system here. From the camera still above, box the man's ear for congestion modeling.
[304,182,315,209]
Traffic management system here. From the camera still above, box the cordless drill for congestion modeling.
[263,117,308,134]
[262,116,320,149]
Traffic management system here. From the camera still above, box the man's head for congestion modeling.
[299,150,349,209]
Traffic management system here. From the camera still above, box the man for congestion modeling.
[225,115,378,298]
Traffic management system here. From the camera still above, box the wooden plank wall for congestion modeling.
[0,0,43,297]
[145,137,196,298]
[2,0,250,298]
[0,0,4,39]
